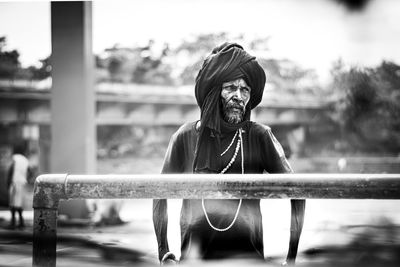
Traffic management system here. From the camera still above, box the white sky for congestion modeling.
[1,0,400,83]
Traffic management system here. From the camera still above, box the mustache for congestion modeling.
[226,99,245,111]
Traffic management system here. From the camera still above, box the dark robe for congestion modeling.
[154,121,292,261]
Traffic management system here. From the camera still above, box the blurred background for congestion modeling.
[0,0,399,266]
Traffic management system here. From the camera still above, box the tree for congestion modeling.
[258,58,320,94]
[31,56,51,80]
[179,58,203,85]
[100,41,175,85]
[0,36,21,80]
[175,32,231,55]
[107,55,124,82]
[330,61,400,153]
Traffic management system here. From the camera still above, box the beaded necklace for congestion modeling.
[202,128,244,232]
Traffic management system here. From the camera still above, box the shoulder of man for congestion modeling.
[249,121,286,158]
[248,121,272,135]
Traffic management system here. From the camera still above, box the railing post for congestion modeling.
[33,208,58,267]
[32,174,67,267]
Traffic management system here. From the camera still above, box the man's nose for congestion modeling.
[233,88,242,100]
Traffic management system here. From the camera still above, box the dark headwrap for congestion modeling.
[193,42,266,173]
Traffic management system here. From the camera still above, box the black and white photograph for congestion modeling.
[0,0,399,266]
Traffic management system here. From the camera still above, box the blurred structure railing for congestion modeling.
[32,173,400,267]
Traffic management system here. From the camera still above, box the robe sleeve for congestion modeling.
[260,126,305,264]
[153,129,185,261]
[161,130,186,174]
[260,127,292,173]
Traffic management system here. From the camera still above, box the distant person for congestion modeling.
[7,142,31,229]
[153,43,305,264]
[337,157,347,172]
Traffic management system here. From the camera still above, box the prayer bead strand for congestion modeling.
[239,128,244,173]
[220,136,241,174]
[202,128,244,232]
[220,130,238,156]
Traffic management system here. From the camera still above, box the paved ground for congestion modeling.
[0,209,158,267]
[1,198,400,267]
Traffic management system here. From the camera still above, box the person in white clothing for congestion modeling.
[7,142,31,229]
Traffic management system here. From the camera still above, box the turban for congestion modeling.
[195,43,266,110]
[192,43,266,173]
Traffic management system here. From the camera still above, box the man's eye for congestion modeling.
[223,86,234,91]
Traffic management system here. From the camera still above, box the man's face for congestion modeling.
[220,78,251,124]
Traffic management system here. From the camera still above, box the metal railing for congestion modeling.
[32,173,400,267]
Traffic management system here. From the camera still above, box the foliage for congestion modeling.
[179,58,203,85]
[107,52,125,82]
[331,60,400,153]
[171,32,319,90]
[174,32,232,55]
[1,34,320,91]
[98,41,174,85]
[0,36,51,81]
[0,36,20,79]
[258,58,320,94]
[31,56,51,80]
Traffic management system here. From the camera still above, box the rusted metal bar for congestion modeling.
[62,173,400,200]
[32,173,400,266]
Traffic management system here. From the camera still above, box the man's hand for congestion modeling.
[161,258,178,265]
[282,258,295,265]
[161,252,178,265]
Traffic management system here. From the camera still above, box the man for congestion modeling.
[153,43,305,264]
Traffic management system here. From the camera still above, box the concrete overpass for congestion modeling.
[0,83,333,179]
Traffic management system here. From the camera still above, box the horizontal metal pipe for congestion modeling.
[33,174,67,209]
[33,173,400,208]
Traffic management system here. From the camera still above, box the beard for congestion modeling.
[221,98,246,124]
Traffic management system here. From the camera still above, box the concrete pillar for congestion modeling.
[51,1,95,218]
